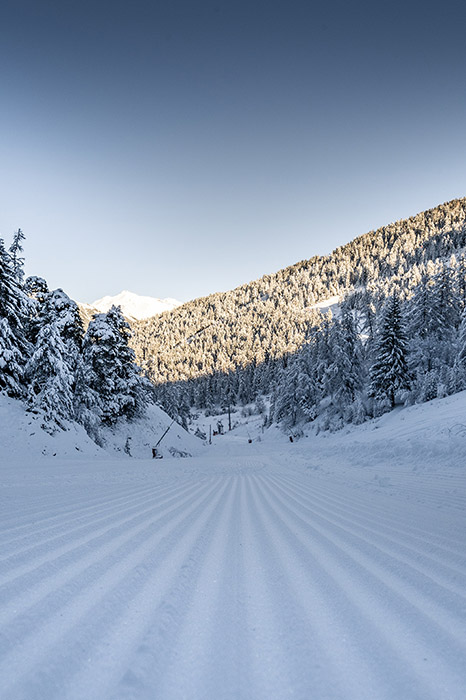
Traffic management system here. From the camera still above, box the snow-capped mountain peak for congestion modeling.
[82,290,182,321]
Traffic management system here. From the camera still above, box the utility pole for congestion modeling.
[154,419,175,449]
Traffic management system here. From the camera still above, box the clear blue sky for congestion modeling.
[1,0,465,303]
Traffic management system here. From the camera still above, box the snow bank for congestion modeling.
[0,395,204,462]
[100,402,204,459]
[0,394,103,461]
[303,389,466,471]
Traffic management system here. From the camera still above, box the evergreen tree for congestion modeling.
[369,294,411,409]
[0,317,25,397]
[433,266,460,334]
[25,321,74,432]
[24,276,49,345]
[9,228,26,283]
[325,309,363,411]
[295,357,319,422]
[78,306,147,426]
[417,370,439,403]
[0,238,29,397]
[407,275,433,340]
[45,289,84,377]
[24,276,49,303]
[273,359,300,430]
[407,275,437,376]
[24,288,83,431]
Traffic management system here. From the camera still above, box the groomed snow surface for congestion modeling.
[2,393,466,699]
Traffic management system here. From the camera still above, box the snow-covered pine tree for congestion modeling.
[78,311,119,426]
[272,358,300,430]
[430,266,460,371]
[0,238,29,397]
[295,353,319,422]
[74,359,102,442]
[25,321,74,432]
[433,266,460,335]
[45,289,84,378]
[24,288,84,431]
[406,274,437,394]
[325,308,363,414]
[417,370,440,403]
[407,275,432,341]
[24,276,49,345]
[0,317,25,397]
[24,276,49,303]
[9,228,26,283]
[313,313,333,398]
[407,266,460,400]
[78,305,148,426]
[369,294,411,410]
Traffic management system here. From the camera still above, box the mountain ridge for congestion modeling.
[79,290,182,322]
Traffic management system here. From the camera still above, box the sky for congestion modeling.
[1,0,465,304]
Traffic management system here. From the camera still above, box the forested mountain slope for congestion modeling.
[132,197,466,412]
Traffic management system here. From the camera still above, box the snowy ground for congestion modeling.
[0,396,203,461]
[1,394,466,699]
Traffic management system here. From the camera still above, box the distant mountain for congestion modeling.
[80,290,182,322]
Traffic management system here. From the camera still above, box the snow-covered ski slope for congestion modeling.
[1,395,466,699]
